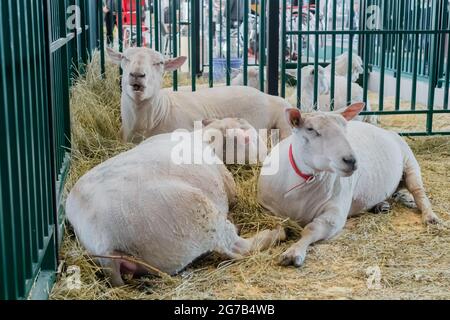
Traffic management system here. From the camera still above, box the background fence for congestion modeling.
[103,0,450,135]
[0,0,100,300]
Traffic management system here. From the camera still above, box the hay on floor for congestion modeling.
[51,53,450,300]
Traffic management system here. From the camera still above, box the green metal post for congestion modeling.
[243,0,248,85]
[330,0,337,110]
[259,0,266,91]
[209,0,213,87]
[192,0,198,90]
[154,0,159,51]
[426,0,441,134]
[281,0,287,98]
[99,0,105,77]
[172,0,178,91]
[226,0,231,85]
[136,0,142,46]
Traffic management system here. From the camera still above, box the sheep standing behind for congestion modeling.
[66,118,285,287]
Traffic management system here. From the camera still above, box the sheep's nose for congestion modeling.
[130,72,146,78]
[342,156,357,170]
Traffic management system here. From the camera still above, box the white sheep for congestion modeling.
[106,47,291,143]
[325,52,364,83]
[288,65,377,124]
[258,104,440,267]
[66,118,285,286]
[231,66,263,90]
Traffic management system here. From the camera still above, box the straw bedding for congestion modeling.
[50,54,450,300]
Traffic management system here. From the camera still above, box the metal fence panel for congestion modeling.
[0,0,99,300]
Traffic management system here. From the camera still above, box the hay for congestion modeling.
[51,53,450,300]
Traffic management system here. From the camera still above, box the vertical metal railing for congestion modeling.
[0,0,100,300]
[280,0,449,135]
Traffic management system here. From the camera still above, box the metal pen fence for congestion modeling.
[281,0,450,135]
[1,0,450,301]
[0,0,99,300]
[102,0,449,135]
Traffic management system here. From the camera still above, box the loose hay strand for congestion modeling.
[51,51,450,300]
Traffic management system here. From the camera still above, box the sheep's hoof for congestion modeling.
[423,212,441,225]
[393,191,417,209]
[279,247,305,267]
[370,201,391,214]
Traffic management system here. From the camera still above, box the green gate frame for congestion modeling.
[0,0,100,300]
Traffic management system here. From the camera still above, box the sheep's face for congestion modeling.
[286,103,365,177]
[202,118,266,164]
[335,53,364,82]
[301,65,329,96]
[107,47,187,101]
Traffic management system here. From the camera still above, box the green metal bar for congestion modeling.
[21,0,36,281]
[118,0,123,52]
[426,0,441,134]
[259,0,265,91]
[313,0,321,107]
[172,0,178,91]
[411,0,420,110]
[219,0,222,57]
[323,0,328,63]
[226,0,231,85]
[378,0,388,111]
[330,0,336,110]
[192,0,198,90]
[281,0,286,98]
[443,10,450,110]
[347,0,354,105]
[99,0,105,77]
[362,0,370,108]
[36,0,50,263]
[296,0,303,109]
[153,0,159,51]
[208,0,213,87]
[306,1,311,62]
[394,0,404,110]
[136,0,142,46]
[243,0,248,86]
[202,0,205,68]
[341,0,345,53]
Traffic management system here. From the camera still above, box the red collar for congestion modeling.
[289,144,314,182]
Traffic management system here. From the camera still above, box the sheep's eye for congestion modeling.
[153,61,164,66]
[307,128,314,132]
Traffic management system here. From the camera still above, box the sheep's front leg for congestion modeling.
[279,211,346,267]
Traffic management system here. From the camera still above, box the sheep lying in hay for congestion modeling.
[258,104,440,267]
[51,51,450,300]
[66,118,284,287]
[106,47,292,143]
[324,52,364,83]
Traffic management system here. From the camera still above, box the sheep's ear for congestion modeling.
[285,108,304,128]
[341,103,365,121]
[164,56,187,72]
[106,47,123,65]
[202,119,215,127]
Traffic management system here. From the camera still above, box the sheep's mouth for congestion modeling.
[131,84,145,92]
